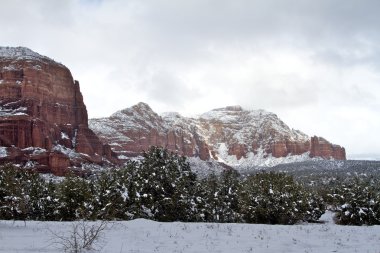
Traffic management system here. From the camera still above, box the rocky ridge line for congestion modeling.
[90,102,346,168]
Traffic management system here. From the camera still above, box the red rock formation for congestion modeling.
[0,47,118,175]
[270,140,311,158]
[310,136,346,160]
[90,103,346,165]
[90,103,211,160]
[228,144,248,160]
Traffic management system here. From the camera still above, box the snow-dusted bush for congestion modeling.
[0,153,326,224]
[240,172,325,224]
[57,174,94,221]
[0,164,28,220]
[0,164,58,220]
[124,146,198,221]
[329,179,380,225]
[197,169,242,222]
[90,169,129,220]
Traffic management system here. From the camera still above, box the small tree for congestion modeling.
[35,180,60,221]
[57,174,93,221]
[219,169,242,222]
[199,169,242,222]
[49,220,108,253]
[0,164,31,220]
[199,173,221,222]
[240,172,324,224]
[126,146,198,221]
[332,178,380,225]
[90,169,128,220]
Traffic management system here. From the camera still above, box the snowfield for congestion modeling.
[0,212,379,253]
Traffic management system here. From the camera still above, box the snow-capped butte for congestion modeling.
[89,102,346,168]
[0,46,117,175]
[0,46,63,67]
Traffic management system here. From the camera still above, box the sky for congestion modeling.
[1,0,379,159]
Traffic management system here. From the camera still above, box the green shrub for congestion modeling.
[0,164,55,220]
[125,147,198,221]
[330,179,380,225]
[240,172,324,224]
[57,174,93,221]
[197,169,242,222]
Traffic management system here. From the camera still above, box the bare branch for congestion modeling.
[48,220,108,253]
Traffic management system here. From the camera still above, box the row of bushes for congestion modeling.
[1,147,379,225]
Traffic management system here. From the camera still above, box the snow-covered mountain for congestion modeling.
[89,102,346,167]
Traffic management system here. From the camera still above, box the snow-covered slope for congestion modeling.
[0,46,62,66]
[199,105,308,143]
[1,216,379,253]
[90,102,346,168]
[196,105,312,167]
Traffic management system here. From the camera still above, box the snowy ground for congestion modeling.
[0,212,379,253]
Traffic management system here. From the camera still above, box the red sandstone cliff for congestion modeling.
[0,47,118,175]
[90,103,346,167]
[89,103,212,160]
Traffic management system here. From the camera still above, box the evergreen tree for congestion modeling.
[127,146,198,221]
[219,169,242,222]
[57,174,93,221]
[34,180,60,221]
[0,164,30,220]
[200,173,221,222]
[91,169,128,220]
[22,172,59,220]
[199,169,242,222]
[240,172,322,224]
[332,178,380,225]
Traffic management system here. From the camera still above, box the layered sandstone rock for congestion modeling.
[0,47,118,175]
[90,103,211,160]
[90,103,346,167]
[310,136,346,160]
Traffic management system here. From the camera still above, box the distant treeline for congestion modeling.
[1,147,380,225]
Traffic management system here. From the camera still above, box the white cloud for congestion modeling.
[1,0,380,158]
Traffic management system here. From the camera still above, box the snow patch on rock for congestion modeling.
[61,132,69,140]
[0,146,7,157]
[216,143,317,169]
[0,46,63,66]
[22,147,47,155]
[0,104,28,117]
[188,157,228,177]
[53,144,80,159]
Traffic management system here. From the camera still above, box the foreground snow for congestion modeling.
[0,212,379,253]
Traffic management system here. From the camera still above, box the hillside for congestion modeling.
[90,102,346,167]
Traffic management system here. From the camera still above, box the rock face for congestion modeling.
[310,136,346,160]
[0,47,118,175]
[90,103,346,167]
[89,103,211,160]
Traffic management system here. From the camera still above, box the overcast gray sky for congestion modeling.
[1,0,379,159]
